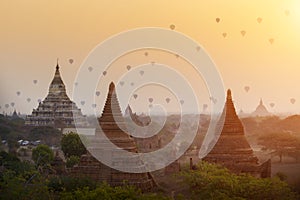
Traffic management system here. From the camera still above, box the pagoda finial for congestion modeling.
[56,58,59,70]
[260,98,263,105]
[227,89,232,100]
[109,82,115,93]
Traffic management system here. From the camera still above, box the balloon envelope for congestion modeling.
[290,98,296,104]
[244,86,250,92]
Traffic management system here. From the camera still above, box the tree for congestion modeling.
[61,132,87,158]
[66,155,80,168]
[0,151,21,172]
[258,132,300,163]
[7,137,19,155]
[29,126,62,146]
[0,151,50,200]
[48,176,97,192]
[179,161,299,200]
[32,144,54,167]
[59,182,170,200]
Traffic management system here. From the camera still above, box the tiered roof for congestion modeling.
[25,62,87,128]
[70,82,155,191]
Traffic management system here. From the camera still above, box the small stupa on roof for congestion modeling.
[69,82,155,191]
[251,98,270,117]
[25,61,87,128]
[202,90,271,178]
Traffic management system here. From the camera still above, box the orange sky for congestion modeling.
[0,0,300,114]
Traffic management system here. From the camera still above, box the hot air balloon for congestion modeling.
[290,98,296,104]
[169,24,175,30]
[257,17,262,23]
[240,30,246,36]
[244,86,250,92]
[165,98,171,103]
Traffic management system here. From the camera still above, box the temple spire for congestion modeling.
[260,98,263,105]
[50,60,64,86]
[101,82,122,118]
[252,98,270,116]
[224,88,238,119]
[227,89,232,100]
[203,89,271,178]
[109,82,115,94]
[56,58,59,70]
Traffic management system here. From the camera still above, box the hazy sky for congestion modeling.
[0,0,300,115]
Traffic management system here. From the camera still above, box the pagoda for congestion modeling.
[202,90,271,178]
[25,62,87,128]
[125,105,151,127]
[124,105,161,153]
[251,99,270,117]
[69,82,155,191]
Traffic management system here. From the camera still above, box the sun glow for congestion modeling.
[288,1,300,24]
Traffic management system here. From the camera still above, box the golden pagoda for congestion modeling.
[25,62,87,128]
[252,98,270,117]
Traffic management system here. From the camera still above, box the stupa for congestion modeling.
[25,62,87,128]
[202,90,271,178]
[11,110,20,119]
[69,82,155,191]
[251,99,270,117]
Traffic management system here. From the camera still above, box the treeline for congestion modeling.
[1,149,299,200]
[0,150,168,200]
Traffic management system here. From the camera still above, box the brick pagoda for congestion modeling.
[202,89,271,178]
[69,82,155,191]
